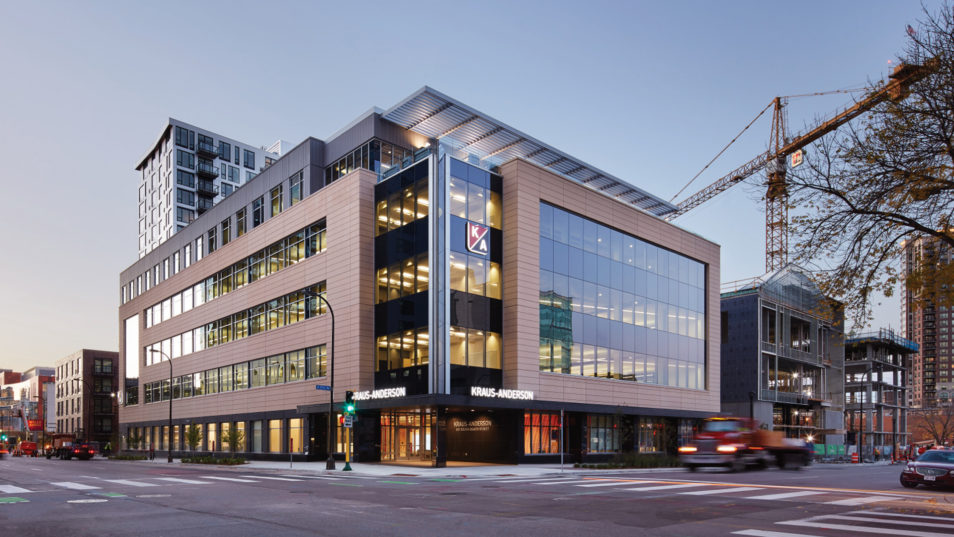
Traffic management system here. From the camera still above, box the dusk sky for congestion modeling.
[0,1,939,372]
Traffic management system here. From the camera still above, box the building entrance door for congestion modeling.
[381,409,433,462]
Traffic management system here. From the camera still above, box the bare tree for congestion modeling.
[910,405,954,445]
[787,3,954,325]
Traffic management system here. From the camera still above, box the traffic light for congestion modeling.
[1,434,6,442]
[344,391,355,414]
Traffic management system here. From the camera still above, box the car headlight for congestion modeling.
[679,446,697,453]
[717,445,738,453]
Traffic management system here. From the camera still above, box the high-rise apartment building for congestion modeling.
[902,235,954,407]
[118,88,720,464]
[135,119,281,259]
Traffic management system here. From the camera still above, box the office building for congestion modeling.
[720,267,846,450]
[54,350,119,445]
[118,88,720,464]
[135,119,281,259]
[844,329,915,460]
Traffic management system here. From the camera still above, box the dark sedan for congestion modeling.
[900,449,954,488]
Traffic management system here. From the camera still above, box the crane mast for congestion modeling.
[666,62,932,272]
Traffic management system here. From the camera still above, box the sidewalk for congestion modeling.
[132,456,680,478]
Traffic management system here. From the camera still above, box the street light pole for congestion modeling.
[72,378,94,442]
[148,349,174,463]
[305,290,335,470]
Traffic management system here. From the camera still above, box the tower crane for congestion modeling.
[666,62,933,272]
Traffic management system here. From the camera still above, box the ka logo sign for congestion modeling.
[467,222,489,255]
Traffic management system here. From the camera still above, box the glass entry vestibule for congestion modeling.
[380,409,434,462]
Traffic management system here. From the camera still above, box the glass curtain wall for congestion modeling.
[539,203,706,389]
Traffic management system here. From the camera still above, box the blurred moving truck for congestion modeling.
[679,417,811,472]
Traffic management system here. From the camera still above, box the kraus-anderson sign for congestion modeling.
[466,222,489,255]
[470,386,534,400]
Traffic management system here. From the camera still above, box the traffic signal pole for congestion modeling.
[343,390,354,471]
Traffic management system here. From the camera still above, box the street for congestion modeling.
[0,456,952,537]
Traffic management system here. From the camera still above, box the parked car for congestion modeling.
[900,449,954,488]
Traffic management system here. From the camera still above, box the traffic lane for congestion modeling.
[587,463,935,492]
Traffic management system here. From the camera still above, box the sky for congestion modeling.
[0,0,942,372]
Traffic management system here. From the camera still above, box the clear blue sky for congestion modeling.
[0,0,939,371]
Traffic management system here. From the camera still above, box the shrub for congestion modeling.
[181,456,247,465]
[573,452,681,469]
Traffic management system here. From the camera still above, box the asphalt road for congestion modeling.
[1,456,952,537]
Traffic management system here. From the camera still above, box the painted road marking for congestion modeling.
[824,495,900,506]
[857,510,954,522]
[201,476,257,483]
[136,494,171,498]
[103,480,157,488]
[733,530,822,537]
[52,482,100,490]
[743,491,825,501]
[154,478,210,485]
[680,486,764,496]
[578,480,660,488]
[624,483,709,492]
[817,514,954,530]
[535,480,588,486]
[0,497,28,504]
[379,480,417,485]
[279,475,341,481]
[491,477,574,483]
[240,475,302,482]
[778,514,950,536]
[68,499,108,504]
[0,485,32,494]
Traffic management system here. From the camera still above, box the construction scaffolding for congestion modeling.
[844,329,918,460]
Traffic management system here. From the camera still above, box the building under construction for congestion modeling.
[720,266,845,451]
[844,329,916,461]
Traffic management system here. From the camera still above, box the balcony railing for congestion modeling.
[196,180,216,197]
[760,389,809,405]
[197,161,219,179]
[196,141,217,158]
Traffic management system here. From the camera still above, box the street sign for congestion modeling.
[315,384,331,391]
[343,415,353,428]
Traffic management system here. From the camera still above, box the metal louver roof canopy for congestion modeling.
[382,87,677,217]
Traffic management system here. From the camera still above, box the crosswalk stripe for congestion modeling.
[535,480,586,486]
[733,530,822,537]
[851,510,954,522]
[51,482,100,490]
[0,485,32,494]
[744,491,824,501]
[680,486,763,496]
[154,478,210,485]
[201,476,257,483]
[624,483,708,492]
[240,475,302,482]
[279,475,342,481]
[778,518,950,536]
[104,479,157,487]
[492,477,573,483]
[824,496,900,506]
[578,481,659,488]
[820,515,954,530]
